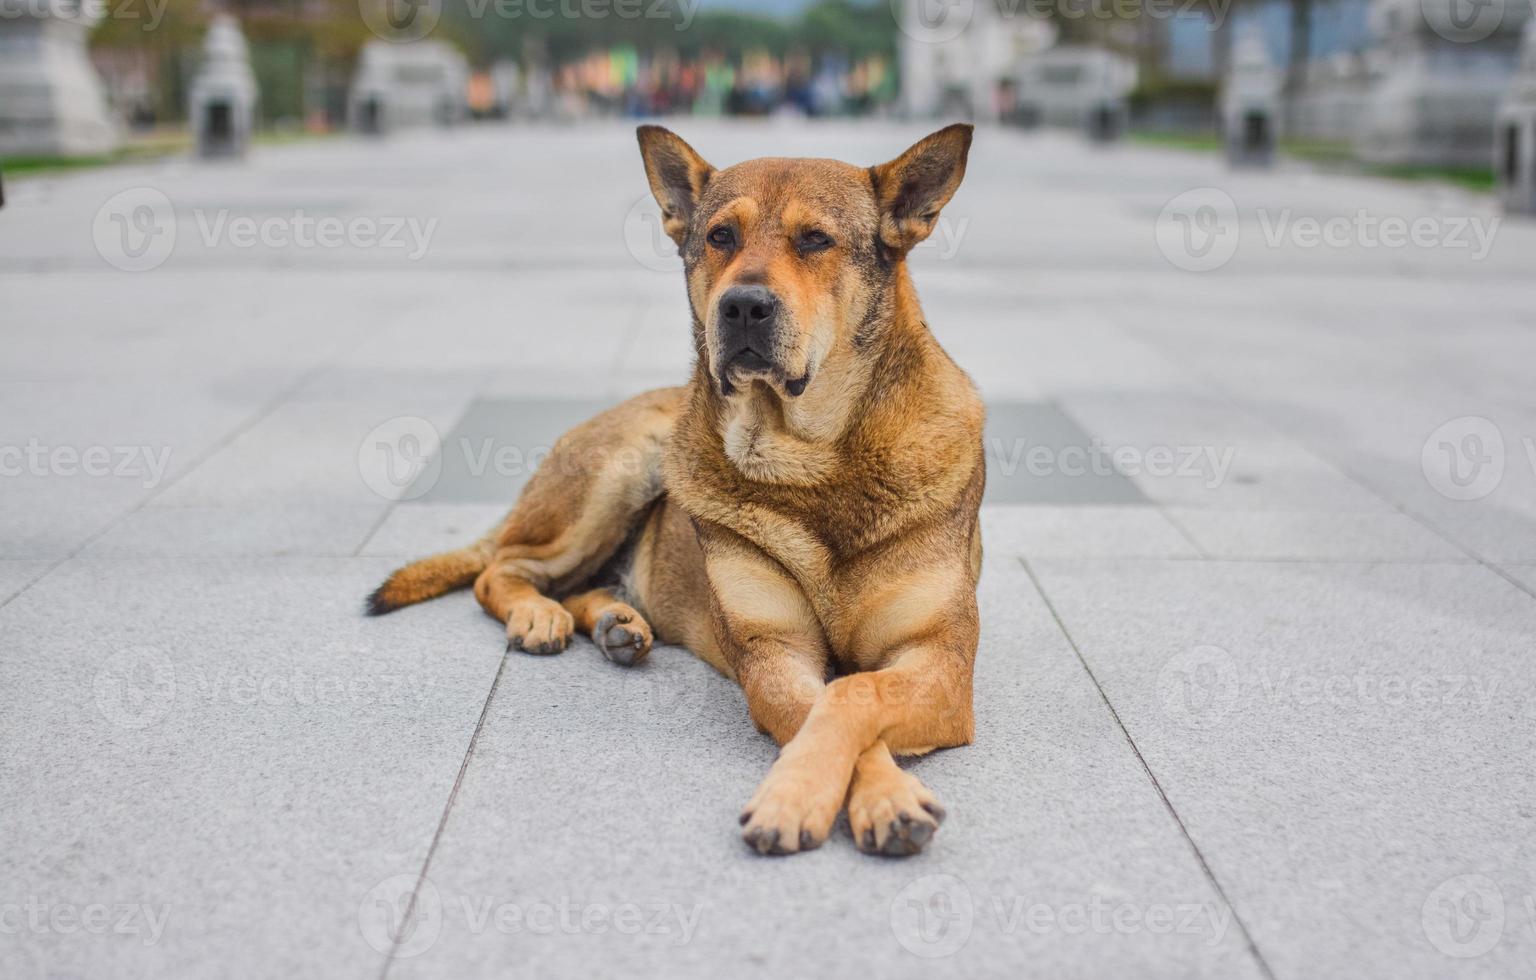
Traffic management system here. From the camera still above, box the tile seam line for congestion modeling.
[1018,555,1279,980]
[380,650,510,980]
[0,360,335,615]
[1154,505,1210,558]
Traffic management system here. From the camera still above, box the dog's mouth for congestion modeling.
[718,348,812,399]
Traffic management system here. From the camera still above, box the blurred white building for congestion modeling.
[898,0,1056,121]
[349,40,469,134]
[0,0,119,156]
[1354,0,1527,167]
[1014,46,1138,129]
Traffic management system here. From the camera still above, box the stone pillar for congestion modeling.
[1496,21,1536,213]
[1221,32,1282,167]
[0,0,120,157]
[189,15,258,159]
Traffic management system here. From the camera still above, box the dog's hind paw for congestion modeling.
[593,607,652,666]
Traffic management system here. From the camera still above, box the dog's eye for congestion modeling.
[798,230,834,254]
[707,226,736,249]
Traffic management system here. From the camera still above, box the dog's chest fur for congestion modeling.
[663,341,985,659]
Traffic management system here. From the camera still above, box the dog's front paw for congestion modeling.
[739,758,845,856]
[847,766,944,857]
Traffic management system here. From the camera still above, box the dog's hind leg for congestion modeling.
[470,387,685,655]
[562,588,653,666]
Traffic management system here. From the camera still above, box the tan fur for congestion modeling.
[369,125,983,857]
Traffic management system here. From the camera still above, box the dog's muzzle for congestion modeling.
[715,286,810,397]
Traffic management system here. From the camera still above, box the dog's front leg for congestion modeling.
[746,638,976,857]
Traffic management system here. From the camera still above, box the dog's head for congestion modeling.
[637,125,972,401]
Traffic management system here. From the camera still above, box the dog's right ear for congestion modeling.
[637,126,714,247]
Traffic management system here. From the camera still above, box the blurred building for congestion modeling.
[1013,46,1138,130]
[349,41,469,133]
[898,0,1057,121]
[1356,0,1530,167]
[0,0,120,156]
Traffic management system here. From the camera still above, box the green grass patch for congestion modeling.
[1361,164,1496,193]
[1129,130,1494,191]
[1,128,338,178]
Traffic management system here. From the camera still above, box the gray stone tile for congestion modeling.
[982,505,1199,559]
[410,399,612,503]
[155,379,475,507]
[0,479,144,558]
[1027,559,1536,979]
[82,503,390,558]
[0,557,504,980]
[1165,509,1468,561]
[359,503,509,557]
[0,560,51,605]
[1500,565,1536,592]
[1057,392,1397,512]
[983,403,1147,504]
[387,560,1263,980]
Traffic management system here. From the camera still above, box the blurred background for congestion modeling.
[0,0,1531,187]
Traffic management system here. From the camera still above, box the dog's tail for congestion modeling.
[366,543,490,616]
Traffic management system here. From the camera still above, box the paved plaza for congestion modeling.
[2,120,1535,978]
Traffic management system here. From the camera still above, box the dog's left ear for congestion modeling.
[869,124,973,256]
[637,125,715,247]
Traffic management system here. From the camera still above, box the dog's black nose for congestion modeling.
[718,285,779,344]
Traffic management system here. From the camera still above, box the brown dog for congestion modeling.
[368,125,984,856]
